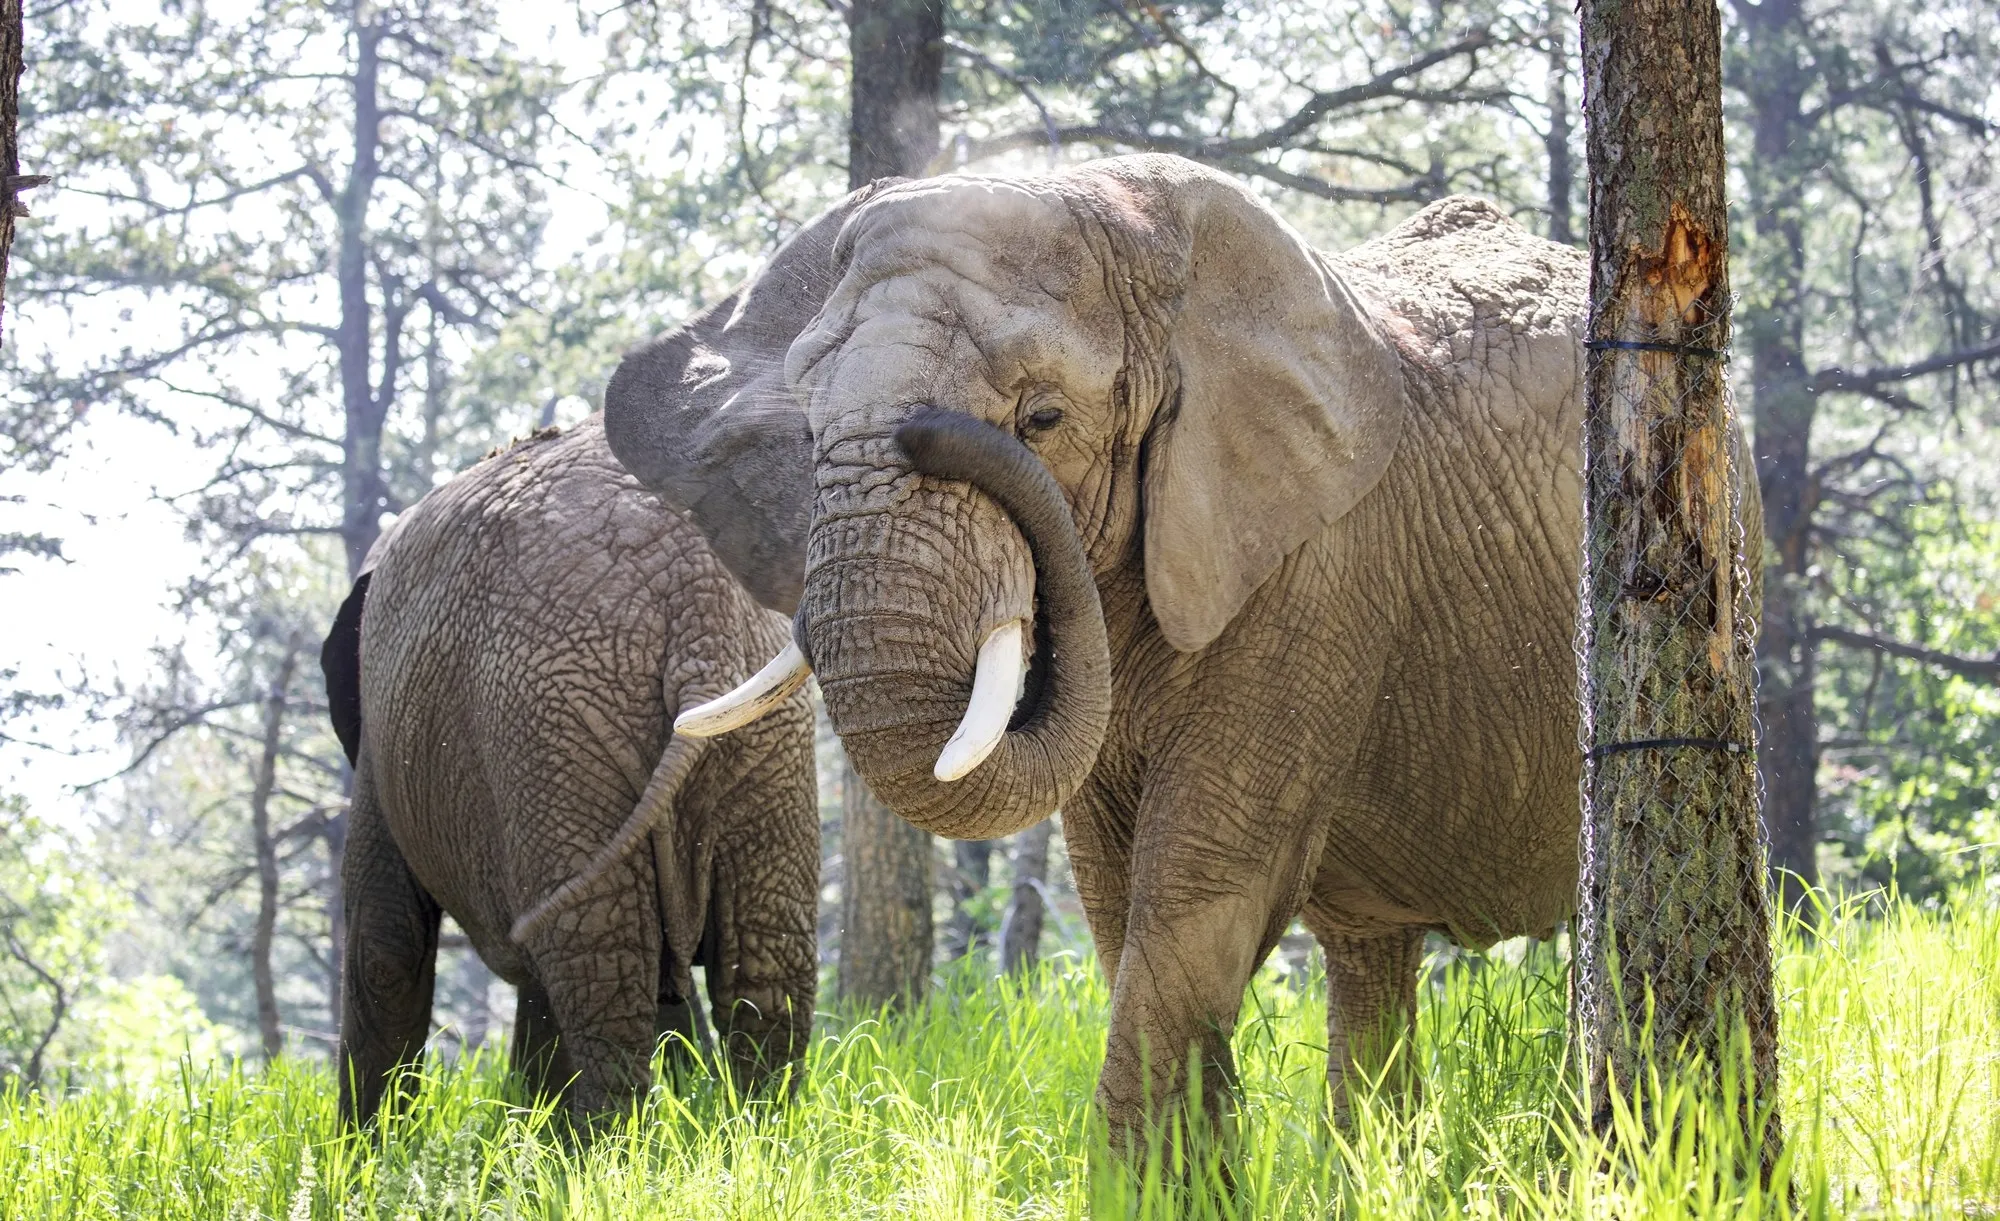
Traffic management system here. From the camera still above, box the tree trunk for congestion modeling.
[1544,0,1575,246]
[337,16,388,582]
[1734,0,1819,906]
[836,0,944,1009]
[942,839,992,960]
[1576,0,1781,1164]
[0,0,31,344]
[847,0,944,186]
[998,819,1052,975]
[250,641,301,1064]
[324,9,396,1018]
[459,950,494,1048]
[836,751,933,1007]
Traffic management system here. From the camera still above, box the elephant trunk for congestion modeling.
[802,409,1111,839]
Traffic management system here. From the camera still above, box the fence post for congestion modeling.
[1574,0,1783,1164]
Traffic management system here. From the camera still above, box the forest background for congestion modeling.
[1,0,1996,1081]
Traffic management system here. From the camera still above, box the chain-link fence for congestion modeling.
[1571,307,1782,1144]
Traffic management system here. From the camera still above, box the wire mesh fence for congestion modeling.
[1571,306,1782,1145]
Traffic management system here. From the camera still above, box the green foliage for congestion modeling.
[0,797,121,1086]
[1817,506,2000,899]
[946,0,1558,243]
[2,895,1998,1217]
[7,0,569,521]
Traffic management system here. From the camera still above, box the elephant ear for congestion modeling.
[605,183,899,614]
[1141,166,1409,653]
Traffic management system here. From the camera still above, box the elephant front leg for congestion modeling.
[1316,927,1425,1121]
[338,766,443,1127]
[1095,780,1321,1153]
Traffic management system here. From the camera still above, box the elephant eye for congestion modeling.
[1026,406,1065,432]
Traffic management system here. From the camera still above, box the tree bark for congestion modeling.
[847,0,944,187]
[836,751,933,1007]
[836,0,945,1009]
[0,0,30,345]
[250,641,301,1064]
[338,15,388,582]
[1734,0,1820,907]
[942,839,992,960]
[998,818,1052,975]
[458,949,494,1047]
[1577,0,1781,1164]
[324,6,401,1022]
[1544,0,1576,246]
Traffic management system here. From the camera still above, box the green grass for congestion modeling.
[4,890,1999,1218]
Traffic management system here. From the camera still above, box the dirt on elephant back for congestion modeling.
[480,423,565,464]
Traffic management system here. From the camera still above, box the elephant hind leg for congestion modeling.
[1310,925,1425,1122]
[513,851,662,1117]
[338,761,443,1127]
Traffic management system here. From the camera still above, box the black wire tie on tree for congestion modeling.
[1584,339,1728,359]
[1587,737,1750,761]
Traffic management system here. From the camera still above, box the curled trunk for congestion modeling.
[802,411,1111,840]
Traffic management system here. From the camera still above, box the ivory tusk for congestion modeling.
[674,642,812,738]
[934,620,1027,783]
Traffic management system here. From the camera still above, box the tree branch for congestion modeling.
[941,38,1061,167]
[1812,625,2000,683]
[1811,338,2000,395]
[70,167,319,219]
[957,29,1497,177]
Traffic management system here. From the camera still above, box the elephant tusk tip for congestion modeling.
[934,728,1003,783]
[671,714,728,739]
[672,642,811,738]
[931,620,1026,784]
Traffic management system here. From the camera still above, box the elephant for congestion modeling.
[319,413,818,1125]
[601,154,1760,1138]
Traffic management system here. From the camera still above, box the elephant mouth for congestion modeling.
[1012,596,1052,733]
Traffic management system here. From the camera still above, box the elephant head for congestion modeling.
[606,155,1407,839]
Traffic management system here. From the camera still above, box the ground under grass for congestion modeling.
[4,890,1998,1219]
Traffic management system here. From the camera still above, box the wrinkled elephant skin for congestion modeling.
[325,415,818,1125]
[603,155,1762,1137]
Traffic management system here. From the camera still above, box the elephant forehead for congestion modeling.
[791,182,1135,438]
[840,176,1090,298]
[800,282,1127,434]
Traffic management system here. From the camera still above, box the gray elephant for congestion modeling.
[604,155,1757,1136]
[320,414,818,1125]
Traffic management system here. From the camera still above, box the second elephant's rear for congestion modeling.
[333,414,817,1123]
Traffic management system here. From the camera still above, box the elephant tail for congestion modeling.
[509,730,712,944]
[320,573,372,767]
